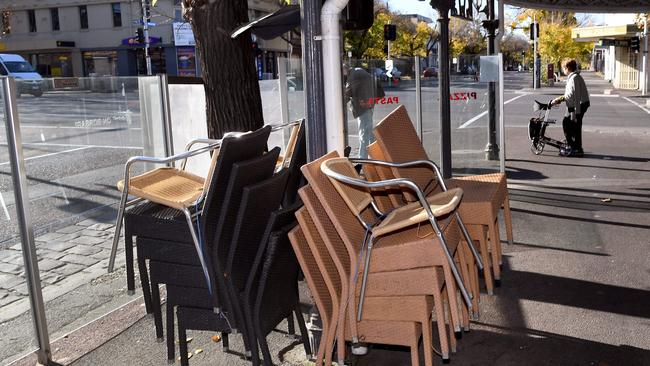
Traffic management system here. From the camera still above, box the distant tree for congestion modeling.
[500,32,529,66]
[538,22,593,69]
[391,18,435,58]
[449,17,486,58]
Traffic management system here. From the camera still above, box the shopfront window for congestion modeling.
[83,51,118,76]
[176,47,196,76]
[136,47,166,75]
[35,53,73,77]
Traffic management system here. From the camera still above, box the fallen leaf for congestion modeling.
[211,335,221,343]
[188,353,193,359]
[601,198,612,203]
[194,349,203,355]
[186,337,193,343]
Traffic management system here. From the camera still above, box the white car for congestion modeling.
[0,54,44,97]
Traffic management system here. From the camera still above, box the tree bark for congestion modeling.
[185,0,263,139]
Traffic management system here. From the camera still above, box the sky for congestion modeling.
[385,0,638,26]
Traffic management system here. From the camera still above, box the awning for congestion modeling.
[572,24,641,42]
[505,0,650,13]
[231,5,300,40]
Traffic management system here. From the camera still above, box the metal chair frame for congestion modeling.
[322,158,482,322]
[108,122,302,295]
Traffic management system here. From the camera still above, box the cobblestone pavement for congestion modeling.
[0,218,125,322]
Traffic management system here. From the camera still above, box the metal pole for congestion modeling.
[484,0,499,160]
[498,53,505,173]
[142,0,152,75]
[436,5,452,179]
[301,0,327,161]
[643,15,648,96]
[2,77,51,365]
[158,74,174,160]
[533,17,538,90]
[415,56,423,141]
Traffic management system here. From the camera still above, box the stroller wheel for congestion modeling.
[530,141,544,155]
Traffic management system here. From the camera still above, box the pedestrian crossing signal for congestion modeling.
[630,37,640,53]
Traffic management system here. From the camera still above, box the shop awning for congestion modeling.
[572,24,641,42]
[231,5,300,40]
[505,0,650,13]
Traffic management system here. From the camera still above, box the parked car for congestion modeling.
[0,54,44,97]
[422,66,438,78]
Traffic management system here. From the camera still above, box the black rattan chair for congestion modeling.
[175,167,291,366]
[123,126,272,315]
[148,147,281,362]
[240,202,310,366]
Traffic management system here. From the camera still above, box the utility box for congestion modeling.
[547,64,555,86]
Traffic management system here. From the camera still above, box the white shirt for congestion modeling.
[564,72,590,114]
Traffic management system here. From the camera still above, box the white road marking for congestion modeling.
[622,96,650,115]
[590,94,619,97]
[459,93,529,129]
[21,142,143,149]
[0,146,91,166]
[22,125,142,131]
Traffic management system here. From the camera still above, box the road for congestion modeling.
[0,71,649,245]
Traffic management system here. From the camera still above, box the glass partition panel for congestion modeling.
[346,58,418,159]
[7,76,166,353]
[448,54,500,175]
[0,78,37,365]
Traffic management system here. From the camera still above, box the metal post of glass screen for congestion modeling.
[158,74,175,165]
[498,53,505,173]
[2,77,52,364]
[278,58,290,126]
[415,56,423,142]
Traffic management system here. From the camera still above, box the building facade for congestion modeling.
[0,0,291,78]
[573,24,647,91]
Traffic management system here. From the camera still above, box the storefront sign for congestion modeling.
[53,78,79,89]
[450,92,477,101]
[56,41,75,47]
[121,36,162,46]
[176,47,197,77]
[173,22,195,46]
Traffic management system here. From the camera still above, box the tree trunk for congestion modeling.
[186,0,263,139]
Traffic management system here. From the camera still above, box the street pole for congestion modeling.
[431,0,453,178]
[141,0,152,75]
[483,0,499,160]
[533,17,538,89]
[643,14,648,96]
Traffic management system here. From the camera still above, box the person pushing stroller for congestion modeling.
[550,58,590,157]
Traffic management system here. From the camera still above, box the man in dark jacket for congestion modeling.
[345,66,383,159]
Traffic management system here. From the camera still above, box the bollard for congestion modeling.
[307,306,321,361]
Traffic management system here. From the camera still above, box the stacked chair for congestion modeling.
[370,105,513,295]
[289,151,482,365]
[112,122,310,365]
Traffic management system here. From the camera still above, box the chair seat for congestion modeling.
[117,167,205,210]
[372,188,462,237]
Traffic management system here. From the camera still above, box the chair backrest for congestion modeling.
[226,168,290,292]
[288,226,335,343]
[364,142,404,212]
[253,207,303,336]
[373,105,438,198]
[211,147,281,263]
[321,157,373,217]
[201,125,272,247]
[281,120,307,207]
[300,152,368,263]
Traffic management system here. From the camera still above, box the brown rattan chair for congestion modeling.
[300,152,477,360]
[298,187,447,365]
[290,217,425,366]
[373,105,510,288]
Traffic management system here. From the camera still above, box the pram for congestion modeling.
[528,100,568,155]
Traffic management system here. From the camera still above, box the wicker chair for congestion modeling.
[373,105,510,289]
[298,187,449,365]
[241,202,310,366]
[289,221,425,366]
[174,157,289,366]
[110,122,303,298]
[147,147,281,363]
[300,152,476,357]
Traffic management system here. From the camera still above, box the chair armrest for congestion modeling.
[321,162,439,227]
[350,158,449,192]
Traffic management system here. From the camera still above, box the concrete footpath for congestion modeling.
[4,72,650,365]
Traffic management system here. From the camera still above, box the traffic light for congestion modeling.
[384,24,397,41]
[135,28,144,43]
[529,22,539,40]
[630,37,640,53]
